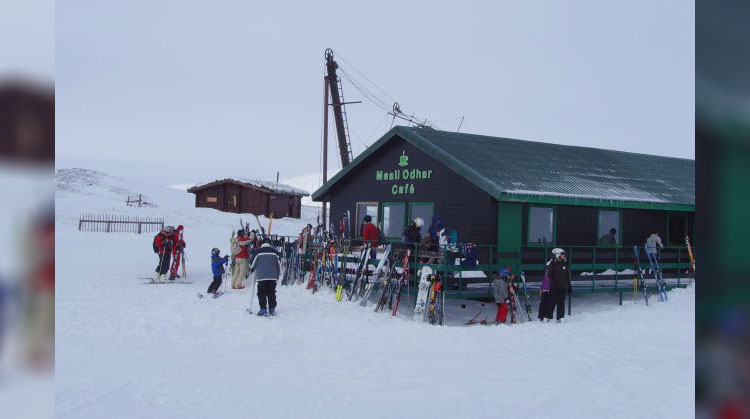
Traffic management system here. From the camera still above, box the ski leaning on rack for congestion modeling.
[519,272,533,321]
[348,244,370,301]
[412,266,433,321]
[426,273,444,325]
[391,249,411,316]
[373,252,399,312]
[633,246,649,305]
[644,245,668,302]
[360,244,391,307]
[685,235,695,278]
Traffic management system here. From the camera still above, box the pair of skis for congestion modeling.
[633,246,650,305]
[644,246,668,302]
[347,244,371,301]
[373,251,400,312]
[359,244,392,307]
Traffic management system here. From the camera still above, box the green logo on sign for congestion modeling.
[398,151,409,167]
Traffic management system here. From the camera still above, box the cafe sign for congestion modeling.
[375,151,433,195]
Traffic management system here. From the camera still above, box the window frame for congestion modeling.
[380,202,407,242]
[354,201,379,239]
[596,208,622,247]
[526,205,556,246]
[407,202,434,227]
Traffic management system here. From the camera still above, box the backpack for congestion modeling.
[152,234,160,253]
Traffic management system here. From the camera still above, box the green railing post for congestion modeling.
[592,247,596,291]
[489,245,494,298]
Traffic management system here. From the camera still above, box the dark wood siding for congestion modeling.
[190,181,303,218]
[328,136,495,246]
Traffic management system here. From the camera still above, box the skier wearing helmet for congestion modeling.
[208,248,229,295]
[548,248,572,322]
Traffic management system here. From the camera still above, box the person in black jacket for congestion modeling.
[547,248,572,322]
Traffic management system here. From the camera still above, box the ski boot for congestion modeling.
[159,274,168,283]
[152,271,160,283]
[269,308,275,316]
[257,308,268,316]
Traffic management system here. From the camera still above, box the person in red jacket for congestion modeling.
[231,229,253,289]
[169,225,186,280]
[361,215,379,260]
[152,226,174,282]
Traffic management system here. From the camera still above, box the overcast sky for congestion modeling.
[55,1,694,184]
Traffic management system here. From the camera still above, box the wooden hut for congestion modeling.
[187,178,308,218]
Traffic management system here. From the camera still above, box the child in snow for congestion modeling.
[249,239,282,316]
[208,248,229,294]
[538,258,554,322]
[492,268,510,324]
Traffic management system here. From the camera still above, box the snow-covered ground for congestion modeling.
[55,168,695,418]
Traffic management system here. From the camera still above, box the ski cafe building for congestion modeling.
[312,126,695,297]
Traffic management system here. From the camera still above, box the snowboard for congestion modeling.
[412,266,433,321]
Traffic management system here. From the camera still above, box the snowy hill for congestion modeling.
[54,168,695,418]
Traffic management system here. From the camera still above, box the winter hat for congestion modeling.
[177,225,184,230]
[237,229,245,236]
[364,215,372,222]
[498,267,511,278]
[551,248,565,257]
[211,248,220,256]
[261,242,271,248]
[414,217,424,227]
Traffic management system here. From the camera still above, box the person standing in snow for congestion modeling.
[152,226,174,282]
[492,268,511,324]
[249,239,282,316]
[598,228,617,245]
[361,215,379,261]
[169,225,187,280]
[547,248,571,322]
[231,229,253,289]
[538,257,554,322]
[208,248,229,294]
[645,232,664,257]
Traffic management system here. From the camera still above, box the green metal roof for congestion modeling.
[312,126,695,211]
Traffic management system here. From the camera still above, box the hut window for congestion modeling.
[206,196,218,203]
[381,203,405,239]
[408,202,434,227]
[356,202,379,236]
[597,210,620,245]
[528,206,554,244]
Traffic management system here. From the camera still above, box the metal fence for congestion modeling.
[78,213,164,234]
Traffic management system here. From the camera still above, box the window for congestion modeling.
[597,210,620,245]
[227,194,237,207]
[528,206,554,244]
[355,202,378,237]
[206,196,218,203]
[381,203,406,239]
[408,203,434,228]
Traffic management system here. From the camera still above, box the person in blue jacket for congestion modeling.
[427,216,445,251]
[208,248,229,294]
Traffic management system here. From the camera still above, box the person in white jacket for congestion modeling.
[645,232,664,256]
